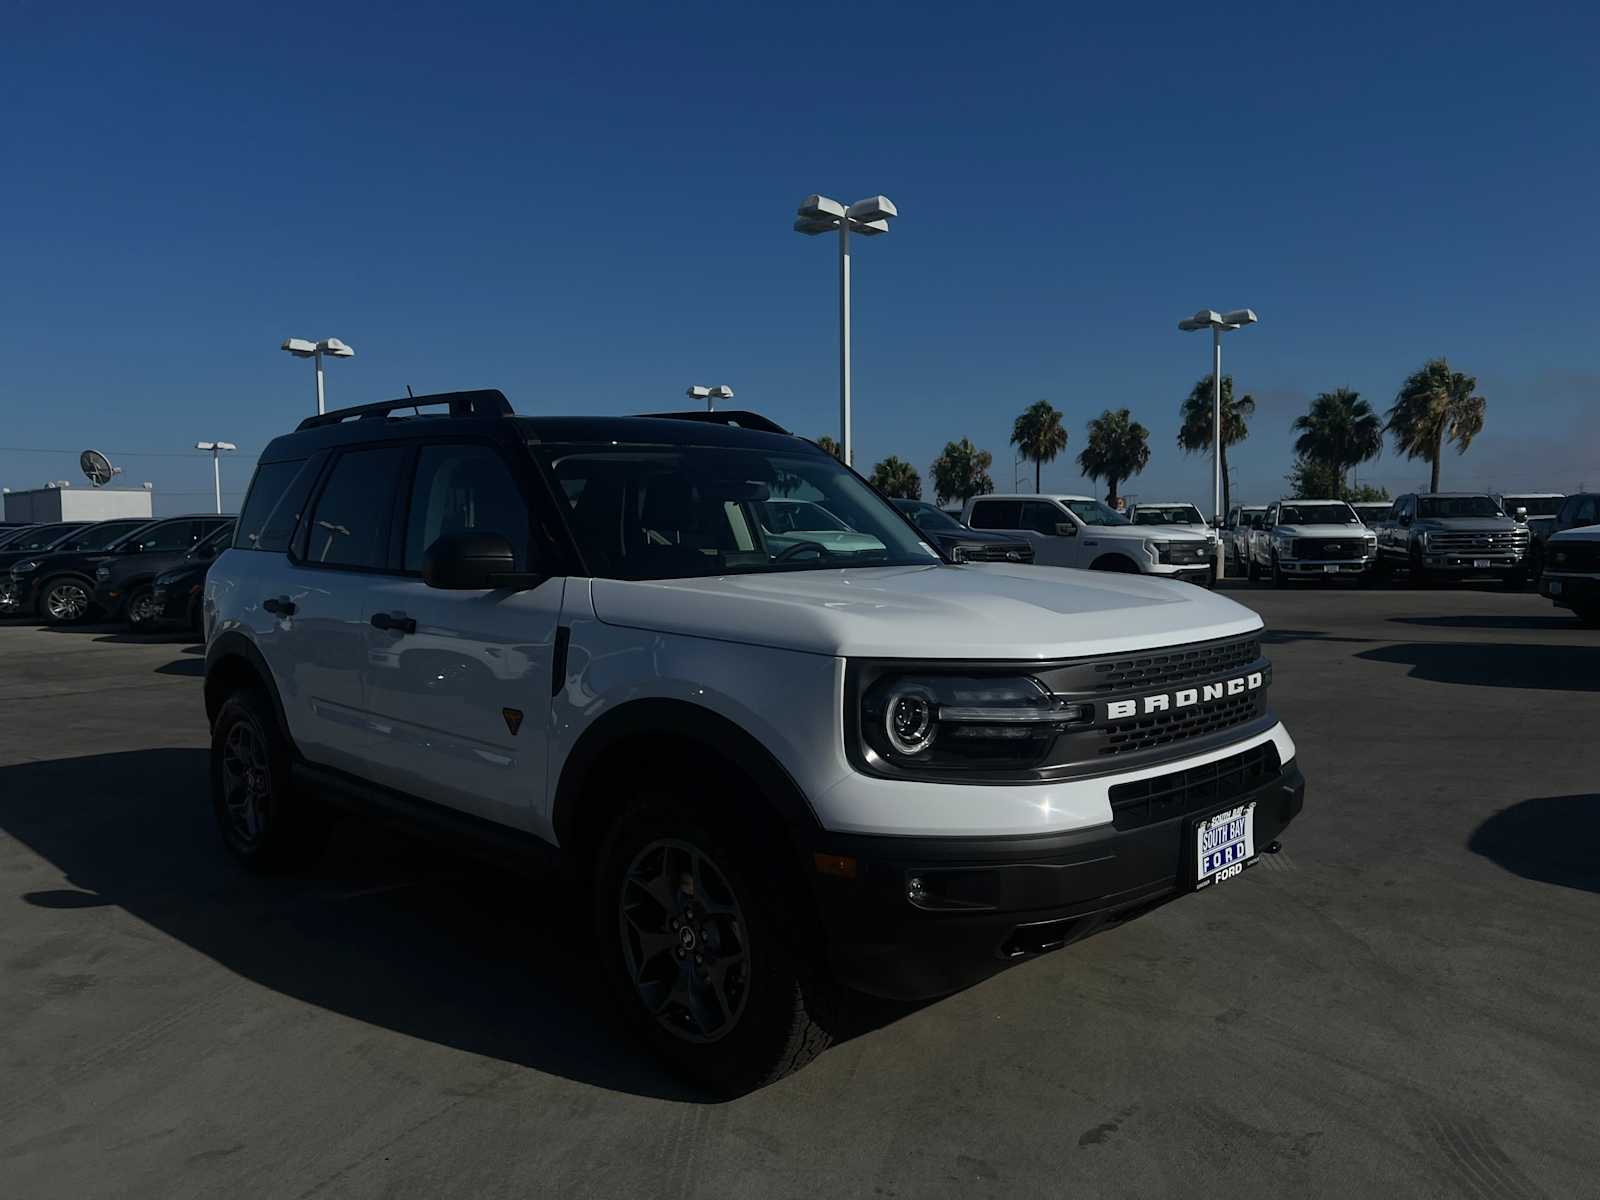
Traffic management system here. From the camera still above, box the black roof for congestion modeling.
[261,391,812,464]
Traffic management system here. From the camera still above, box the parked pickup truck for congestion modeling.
[1374,492,1529,584]
[1538,523,1600,626]
[1247,499,1377,587]
[1526,493,1598,578]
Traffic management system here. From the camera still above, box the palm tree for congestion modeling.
[1386,359,1486,492]
[869,456,922,499]
[1010,400,1068,492]
[815,435,843,461]
[1077,409,1151,506]
[1290,388,1384,494]
[930,438,994,507]
[1177,374,1255,517]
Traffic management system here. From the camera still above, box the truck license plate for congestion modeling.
[1323,564,1340,573]
[1473,559,1491,568]
[1196,803,1255,888]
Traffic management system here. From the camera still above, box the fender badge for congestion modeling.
[502,708,524,736]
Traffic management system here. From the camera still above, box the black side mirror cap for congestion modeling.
[423,532,542,591]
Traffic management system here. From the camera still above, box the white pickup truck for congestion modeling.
[964,494,1217,585]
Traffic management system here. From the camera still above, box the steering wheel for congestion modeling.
[773,540,832,562]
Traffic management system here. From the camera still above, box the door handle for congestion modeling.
[262,596,296,616]
[370,612,417,635]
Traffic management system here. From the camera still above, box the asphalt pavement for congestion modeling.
[0,582,1595,1198]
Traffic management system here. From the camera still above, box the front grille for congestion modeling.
[1292,538,1368,560]
[962,542,1035,563]
[1084,635,1259,694]
[1100,690,1263,756]
[1157,542,1211,566]
[1109,741,1283,830]
[1426,530,1528,554]
[1548,540,1600,572]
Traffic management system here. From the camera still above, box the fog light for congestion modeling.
[907,875,925,903]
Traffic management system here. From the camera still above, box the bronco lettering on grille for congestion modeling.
[1106,670,1264,720]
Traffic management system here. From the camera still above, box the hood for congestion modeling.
[1413,517,1515,533]
[589,563,1262,660]
[1091,524,1209,543]
[1274,524,1371,539]
[1551,523,1600,543]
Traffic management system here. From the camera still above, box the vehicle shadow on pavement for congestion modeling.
[1355,642,1600,692]
[1258,628,1375,646]
[0,748,918,1102]
[1469,796,1600,894]
[153,659,205,677]
[1389,615,1581,632]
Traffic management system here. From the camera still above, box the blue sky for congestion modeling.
[3,0,1597,515]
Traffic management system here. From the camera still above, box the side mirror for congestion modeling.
[423,533,542,591]
[1514,507,1528,522]
[1055,523,1076,537]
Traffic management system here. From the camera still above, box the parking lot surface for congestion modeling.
[1,584,1596,1198]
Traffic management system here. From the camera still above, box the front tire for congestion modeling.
[40,576,94,624]
[125,586,160,631]
[210,688,327,870]
[596,799,831,1095]
[1271,553,1288,589]
[1247,553,1261,582]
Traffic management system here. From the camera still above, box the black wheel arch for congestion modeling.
[1088,552,1141,573]
[205,630,291,738]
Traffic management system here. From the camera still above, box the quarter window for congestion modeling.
[304,447,406,569]
[403,444,532,572]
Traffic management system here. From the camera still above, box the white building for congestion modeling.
[2,485,154,523]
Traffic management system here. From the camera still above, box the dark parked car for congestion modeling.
[0,524,42,549]
[6,516,223,624]
[892,499,1035,563]
[0,523,92,613]
[1527,493,1599,577]
[92,515,236,629]
[148,521,237,632]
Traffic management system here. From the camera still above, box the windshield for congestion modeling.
[1279,503,1358,525]
[1063,499,1130,526]
[894,500,965,533]
[88,520,159,550]
[2,525,60,551]
[1133,505,1204,526]
[1503,496,1562,517]
[535,442,939,579]
[1418,496,1503,519]
[188,521,237,557]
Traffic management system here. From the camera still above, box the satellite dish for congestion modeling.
[81,450,121,487]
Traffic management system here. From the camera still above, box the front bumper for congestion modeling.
[90,581,127,618]
[1148,563,1214,585]
[1277,556,1374,577]
[808,758,1305,1000]
[4,575,40,615]
[1540,571,1600,609]
[152,580,202,624]
[1418,550,1525,573]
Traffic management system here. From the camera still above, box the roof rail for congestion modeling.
[637,410,790,435]
[296,390,513,431]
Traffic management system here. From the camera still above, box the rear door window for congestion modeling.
[236,459,322,553]
[968,499,1020,530]
[303,447,407,570]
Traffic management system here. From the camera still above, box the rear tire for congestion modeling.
[595,797,831,1095]
[210,688,328,870]
[1270,553,1288,589]
[1247,554,1261,582]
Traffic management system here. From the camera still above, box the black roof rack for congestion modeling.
[637,410,789,435]
[296,389,513,431]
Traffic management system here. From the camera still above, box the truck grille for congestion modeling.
[1110,741,1282,830]
[960,542,1035,563]
[1083,634,1260,694]
[1426,530,1528,555]
[1157,542,1211,566]
[1100,690,1263,756]
[1292,538,1368,560]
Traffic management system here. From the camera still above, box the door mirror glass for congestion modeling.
[423,532,540,590]
[1514,506,1528,521]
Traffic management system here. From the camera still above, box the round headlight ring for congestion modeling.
[884,685,937,756]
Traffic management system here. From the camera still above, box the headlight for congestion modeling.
[860,674,1089,771]
[95,566,112,580]
[12,560,39,574]
[1141,539,1160,560]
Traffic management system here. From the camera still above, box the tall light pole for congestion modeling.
[281,337,355,415]
[793,194,898,467]
[1178,308,1257,579]
[687,385,734,412]
[195,441,237,514]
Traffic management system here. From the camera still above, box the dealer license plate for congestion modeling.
[1196,803,1255,888]
[1474,559,1491,568]
[1323,564,1340,573]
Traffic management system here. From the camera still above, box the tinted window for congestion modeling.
[1416,496,1503,519]
[236,459,319,552]
[1278,503,1358,525]
[78,520,154,551]
[894,501,964,534]
[305,447,406,569]
[1063,499,1129,526]
[403,443,531,572]
[1020,501,1064,536]
[969,499,1020,530]
[2,523,78,552]
[125,520,205,552]
[1575,497,1599,526]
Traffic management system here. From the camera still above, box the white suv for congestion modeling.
[964,493,1217,585]
[203,393,1304,1093]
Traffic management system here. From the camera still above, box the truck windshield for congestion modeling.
[1502,496,1562,517]
[1279,504,1357,525]
[1133,505,1204,525]
[1418,496,1503,518]
[534,442,940,580]
[1064,500,1130,526]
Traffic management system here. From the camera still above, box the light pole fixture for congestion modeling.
[281,336,355,415]
[1177,308,1257,579]
[793,193,898,466]
[687,385,734,412]
[195,441,237,514]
